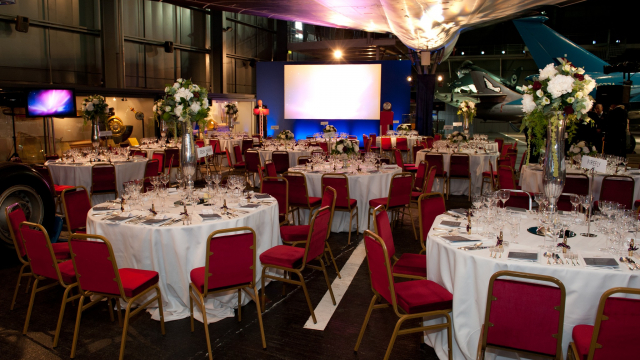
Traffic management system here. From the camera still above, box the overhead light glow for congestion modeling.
[501,50,505,54]
[407,76,412,82]
[616,40,620,43]
[461,51,464,55]
[481,51,484,55]
[592,40,596,44]
[334,50,342,58]
[437,75,443,82]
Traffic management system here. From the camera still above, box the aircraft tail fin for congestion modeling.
[509,66,524,86]
[513,16,609,72]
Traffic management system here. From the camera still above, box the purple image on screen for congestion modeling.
[27,89,75,116]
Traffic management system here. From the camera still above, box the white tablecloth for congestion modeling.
[47,160,147,204]
[290,165,402,233]
[375,136,420,150]
[258,149,312,168]
[415,150,499,196]
[423,213,640,359]
[519,165,640,202]
[86,194,281,323]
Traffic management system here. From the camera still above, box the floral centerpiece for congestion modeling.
[276,129,295,141]
[224,103,238,116]
[567,141,597,163]
[397,124,411,133]
[81,95,109,125]
[457,100,476,134]
[331,139,359,155]
[446,131,467,144]
[323,124,337,133]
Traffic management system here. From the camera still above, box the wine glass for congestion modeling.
[580,195,592,223]
[498,189,510,209]
[161,173,170,189]
[472,195,483,210]
[569,194,581,215]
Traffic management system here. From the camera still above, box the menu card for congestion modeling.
[241,203,261,209]
[199,214,222,221]
[439,221,461,227]
[508,252,538,261]
[254,194,272,199]
[140,218,172,225]
[441,235,478,242]
[583,258,619,268]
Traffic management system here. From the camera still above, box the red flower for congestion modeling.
[574,74,584,81]
[564,105,574,115]
[532,81,542,90]
[194,92,200,98]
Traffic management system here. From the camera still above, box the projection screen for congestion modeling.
[284,64,381,120]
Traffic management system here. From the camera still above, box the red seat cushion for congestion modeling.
[189,267,251,293]
[54,185,74,195]
[370,146,380,149]
[234,162,246,168]
[482,171,498,177]
[291,197,321,208]
[259,245,305,269]
[411,191,422,200]
[393,253,426,277]
[403,165,418,171]
[394,280,452,314]
[336,198,357,209]
[369,197,387,208]
[572,324,593,360]
[52,242,71,260]
[118,268,159,297]
[58,260,77,284]
[280,225,310,243]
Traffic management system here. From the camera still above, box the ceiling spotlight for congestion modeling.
[501,50,505,54]
[523,50,526,53]
[461,51,464,55]
[616,40,620,43]
[481,51,484,55]
[113,98,116,101]
[592,40,596,44]
[437,75,443,82]
[407,76,412,82]
[334,50,342,58]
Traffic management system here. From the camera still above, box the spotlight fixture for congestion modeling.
[334,50,342,58]
[437,75,443,82]
[461,51,464,55]
[407,76,412,82]
[481,51,484,55]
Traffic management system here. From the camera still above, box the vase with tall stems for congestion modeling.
[542,112,566,213]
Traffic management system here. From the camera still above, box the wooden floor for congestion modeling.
[0,195,471,360]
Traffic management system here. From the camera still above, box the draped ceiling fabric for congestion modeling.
[164,0,566,52]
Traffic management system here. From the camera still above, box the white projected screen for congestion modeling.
[284,64,381,120]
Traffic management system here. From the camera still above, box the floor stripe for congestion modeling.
[303,240,367,331]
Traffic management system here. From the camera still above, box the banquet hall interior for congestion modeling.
[2,0,640,359]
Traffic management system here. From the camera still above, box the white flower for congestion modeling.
[152,105,157,112]
[539,63,558,80]
[85,103,94,111]
[337,144,344,152]
[468,102,475,109]
[202,99,209,109]
[592,146,596,152]
[546,74,575,98]
[583,75,596,94]
[536,89,544,97]
[81,105,86,111]
[165,106,171,112]
[92,99,99,104]
[581,98,594,114]
[577,141,586,147]
[174,105,183,116]
[173,82,180,89]
[582,146,589,154]
[577,68,585,74]
[177,78,184,83]
[165,87,171,92]
[563,64,571,72]
[575,92,583,99]
[542,97,551,105]
[190,102,201,113]
[522,93,536,113]
[567,97,575,104]
[570,146,576,153]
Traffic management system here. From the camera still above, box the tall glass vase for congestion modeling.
[463,113,470,136]
[90,118,100,148]
[542,113,566,212]
[180,121,197,170]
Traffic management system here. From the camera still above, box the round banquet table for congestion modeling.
[289,164,402,233]
[86,193,281,323]
[218,138,244,164]
[520,165,640,202]
[414,149,499,196]
[258,148,312,168]
[47,159,147,204]
[423,212,640,360]
[375,136,420,150]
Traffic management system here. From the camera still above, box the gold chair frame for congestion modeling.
[367,172,417,240]
[283,171,320,225]
[61,186,91,234]
[449,153,472,200]
[417,192,446,255]
[90,163,118,201]
[321,173,359,244]
[260,176,291,226]
[5,203,33,310]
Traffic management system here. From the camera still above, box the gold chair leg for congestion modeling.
[199,292,213,360]
[355,206,360,239]
[156,286,166,335]
[119,302,133,360]
[249,286,267,348]
[354,295,378,352]
[384,316,408,360]
[70,295,86,358]
[260,267,267,311]
[319,259,336,305]
[295,270,316,324]
[189,288,195,332]
[347,208,354,245]
[53,285,76,347]
[115,299,123,327]
[107,297,115,322]
[325,243,341,278]
[11,263,28,310]
[22,278,39,334]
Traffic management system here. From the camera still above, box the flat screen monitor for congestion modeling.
[284,64,381,120]
[26,89,77,117]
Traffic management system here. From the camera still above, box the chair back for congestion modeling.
[283,172,310,206]
[450,154,470,177]
[433,134,441,141]
[418,193,446,245]
[395,137,408,151]
[362,230,396,308]
[386,173,414,208]
[393,149,405,167]
[61,187,92,233]
[225,149,234,167]
[211,139,223,154]
[412,144,424,162]
[261,177,288,217]
[145,159,159,178]
[242,139,254,154]
[362,135,369,152]
[131,150,147,157]
[495,138,504,152]
[497,165,517,190]
[164,148,180,169]
[233,145,244,163]
[297,156,311,165]
[497,157,511,167]
[201,227,256,296]
[481,270,566,357]
[5,203,28,259]
[600,175,635,209]
[245,151,261,173]
[501,144,512,158]
[381,137,393,151]
[518,151,527,174]
[68,234,126,297]
[369,134,377,146]
[583,287,640,359]
[425,166,437,192]
[506,152,517,169]
[379,155,390,165]
[424,136,434,149]
[265,161,277,177]
[272,151,290,173]
[425,153,445,176]
[321,174,351,209]
[151,152,165,174]
[372,206,396,259]
[414,160,428,190]
[257,164,265,184]
[321,186,337,237]
[318,142,328,155]
[302,207,331,264]
[30,164,55,190]
[557,175,590,211]
[45,154,60,161]
[91,164,117,193]
[20,222,66,282]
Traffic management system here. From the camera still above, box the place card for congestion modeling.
[109,216,135,223]
[92,206,114,212]
[583,258,619,268]
[241,203,261,208]
[254,194,272,199]
[140,218,172,226]
[441,235,478,242]
[199,214,222,221]
[508,252,538,261]
[439,221,461,227]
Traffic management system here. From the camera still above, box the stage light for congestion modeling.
[406,76,412,82]
[592,40,596,44]
[461,51,464,55]
[616,40,620,43]
[334,50,342,58]
[481,51,484,55]
[437,75,443,82]
[501,50,505,54]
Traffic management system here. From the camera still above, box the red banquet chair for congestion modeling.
[19,222,78,348]
[361,134,370,153]
[31,164,73,212]
[164,148,180,174]
[424,136,435,149]
[598,175,635,210]
[245,150,261,187]
[497,165,532,210]
[568,287,640,360]
[297,156,311,165]
[260,206,336,324]
[189,227,266,358]
[354,230,453,360]
[5,203,70,310]
[418,192,446,254]
[395,137,410,157]
[495,138,504,152]
[272,150,290,174]
[372,205,426,279]
[557,175,589,211]
[261,176,290,225]
[380,137,394,158]
[283,172,321,225]
[394,149,418,172]
[449,153,471,200]
[368,172,417,239]
[322,173,359,244]
[412,143,424,163]
[424,153,448,196]
[478,270,566,360]
[369,133,381,152]
[264,160,278,177]
[144,159,159,179]
[481,161,498,194]
[434,134,442,141]
[67,233,165,359]
[151,152,165,174]
[225,148,246,175]
[318,141,329,155]
[241,138,254,154]
[233,144,246,165]
[130,149,147,158]
[90,163,118,200]
[61,186,92,234]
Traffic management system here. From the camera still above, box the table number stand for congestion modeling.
[580,168,597,237]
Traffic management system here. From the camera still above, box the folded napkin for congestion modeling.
[200,213,222,221]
